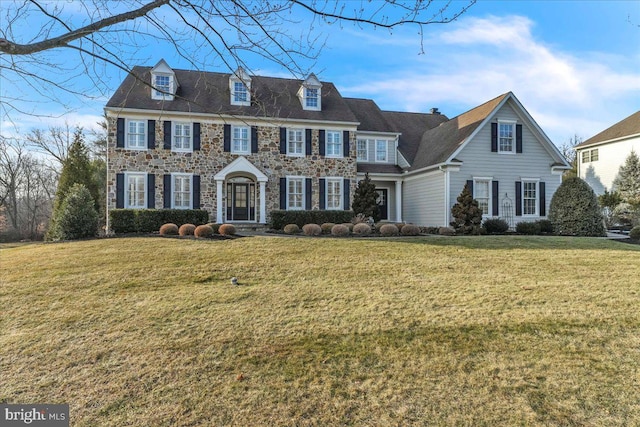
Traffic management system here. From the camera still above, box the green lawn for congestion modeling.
[1,236,639,426]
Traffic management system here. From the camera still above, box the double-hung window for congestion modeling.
[288,129,304,156]
[523,181,538,216]
[173,122,192,151]
[356,139,368,161]
[326,131,342,157]
[125,173,146,209]
[581,148,599,163]
[287,177,304,210]
[375,140,387,162]
[173,174,192,209]
[126,120,146,149]
[233,81,248,104]
[498,122,515,153]
[232,126,250,154]
[306,88,318,108]
[326,178,342,210]
[474,179,491,216]
[154,75,172,99]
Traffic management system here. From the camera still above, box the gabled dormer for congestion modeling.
[229,67,252,106]
[298,73,322,111]
[150,59,177,101]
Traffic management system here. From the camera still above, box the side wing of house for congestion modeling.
[577,137,640,195]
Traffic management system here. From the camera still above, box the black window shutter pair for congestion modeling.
[515,181,546,217]
[279,177,313,210]
[115,173,155,209]
[163,121,201,150]
[163,174,200,209]
[223,124,257,153]
[491,123,523,153]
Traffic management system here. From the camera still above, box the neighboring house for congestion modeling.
[575,111,640,195]
[105,60,570,229]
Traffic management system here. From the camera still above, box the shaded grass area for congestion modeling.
[1,236,639,426]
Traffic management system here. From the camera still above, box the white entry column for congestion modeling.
[216,179,224,223]
[259,181,266,224]
[395,180,403,222]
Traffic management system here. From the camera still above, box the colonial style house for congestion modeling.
[105,60,569,230]
[575,111,640,195]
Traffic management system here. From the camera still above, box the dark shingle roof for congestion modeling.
[380,111,449,164]
[575,110,640,148]
[343,98,393,133]
[106,66,358,123]
[357,164,404,174]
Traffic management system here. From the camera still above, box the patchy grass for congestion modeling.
[1,236,639,426]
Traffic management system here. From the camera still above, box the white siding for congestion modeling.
[449,102,562,225]
[577,136,640,195]
[403,170,446,226]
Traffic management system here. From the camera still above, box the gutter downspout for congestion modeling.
[440,165,450,227]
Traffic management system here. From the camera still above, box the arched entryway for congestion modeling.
[214,156,268,224]
[226,176,256,221]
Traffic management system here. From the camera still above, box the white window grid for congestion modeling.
[474,180,490,216]
[288,129,304,156]
[126,173,146,209]
[499,122,514,153]
[173,123,192,151]
[127,120,146,149]
[155,75,171,97]
[523,181,537,215]
[326,178,342,210]
[232,126,250,153]
[376,140,387,162]
[356,139,368,161]
[173,175,192,209]
[234,81,248,103]
[287,178,304,210]
[326,131,342,157]
[306,88,318,108]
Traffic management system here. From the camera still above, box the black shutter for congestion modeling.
[193,122,201,151]
[279,127,287,154]
[305,129,312,156]
[319,178,326,210]
[279,178,286,210]
[466,179,474,196]
[516,124,523,153]
[492,180,499,216]
[491,122,498,152]
[319,130,326,156]
[163,174,172,208]
[305,178,312,210]
[163,121,172,150]
[343,179,350,210]
[147,120,155,149]
[192,175,201,209]
[147,174,155,208]
[116,173,124,208]
[343,131,350,157]
[223,124,231,152]
[251,126,258,153]
[515,181,522,216]
[539,181,546,216]
[116,118,125,148]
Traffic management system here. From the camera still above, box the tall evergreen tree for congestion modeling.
[613,150,640,208]
[450,183,483,235]
[352,173,380,222]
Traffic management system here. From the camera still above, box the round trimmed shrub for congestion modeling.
[380,224,399,237]
[159,223,179,236]
[401,224,420,236]
[194,224,214,238]
[353,222,372,236]
[516,221,541,235]
[630,225,640,240]
[482,218,509,234]
[331,224,350,237]
[321,223,335,234]
[284,224,300,234]
[179,223,196,236]
[438,226,455,236]
[218,223,236,236]
[549,177,606,236]
[302,223,322,236]
[207,223,221,234]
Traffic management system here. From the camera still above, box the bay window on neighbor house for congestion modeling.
[474,179,491,215]
[326,131,342,157]
[498,122,515,153]
[357,139,368,161]
[288,129,304,156]
[126,173,146,209]
[287,177,304,210]
[376,140,387,162]
[326,178,342,209]
[173,122,192,151]
[127,120,146,149]
[172,174,192,209]
[232,126,250,154]
[523,181,537,215]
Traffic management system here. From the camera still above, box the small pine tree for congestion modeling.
[48,183,98,240]
[613,150,640,208]
[450,183,483,235]
[352,173,380,222]
[549,177,606,236]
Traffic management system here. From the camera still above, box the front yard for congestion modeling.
[1,236,639,426]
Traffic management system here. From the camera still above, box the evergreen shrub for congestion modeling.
[516,221,541,235]
[549,177,606,236]
[269,210,352,230]
[482,218,509,234]
[630,225,640,240]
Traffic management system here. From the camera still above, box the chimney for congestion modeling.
[430,107,440,115]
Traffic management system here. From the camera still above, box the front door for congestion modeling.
[233,184,249,220]
[376,189,388,220]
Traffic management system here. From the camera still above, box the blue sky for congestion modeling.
[2,0,639,147]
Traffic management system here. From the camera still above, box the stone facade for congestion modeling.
[107,116,357,223]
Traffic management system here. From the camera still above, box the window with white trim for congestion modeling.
[152,74,173,100]
[581,148,599,163]
[126,120,146,149]
[474,179,491,216]
[305,88,318,109]
[287,177,304,210]
[232,126,250,154]
[287,129,304,156]
[356,139,368,161]
[498,122,515,153]
[375,140,388,162]
[326,131,342,157]
[125,173,146,209]
[523,181,538,216]
[173,122,192,151]
[172,174,192,209]
[233,81,248,104]
[326,178,342,210]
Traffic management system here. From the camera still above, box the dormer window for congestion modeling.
[150,59,177,101]
[230,67,251,106]
[299,73,322,111]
